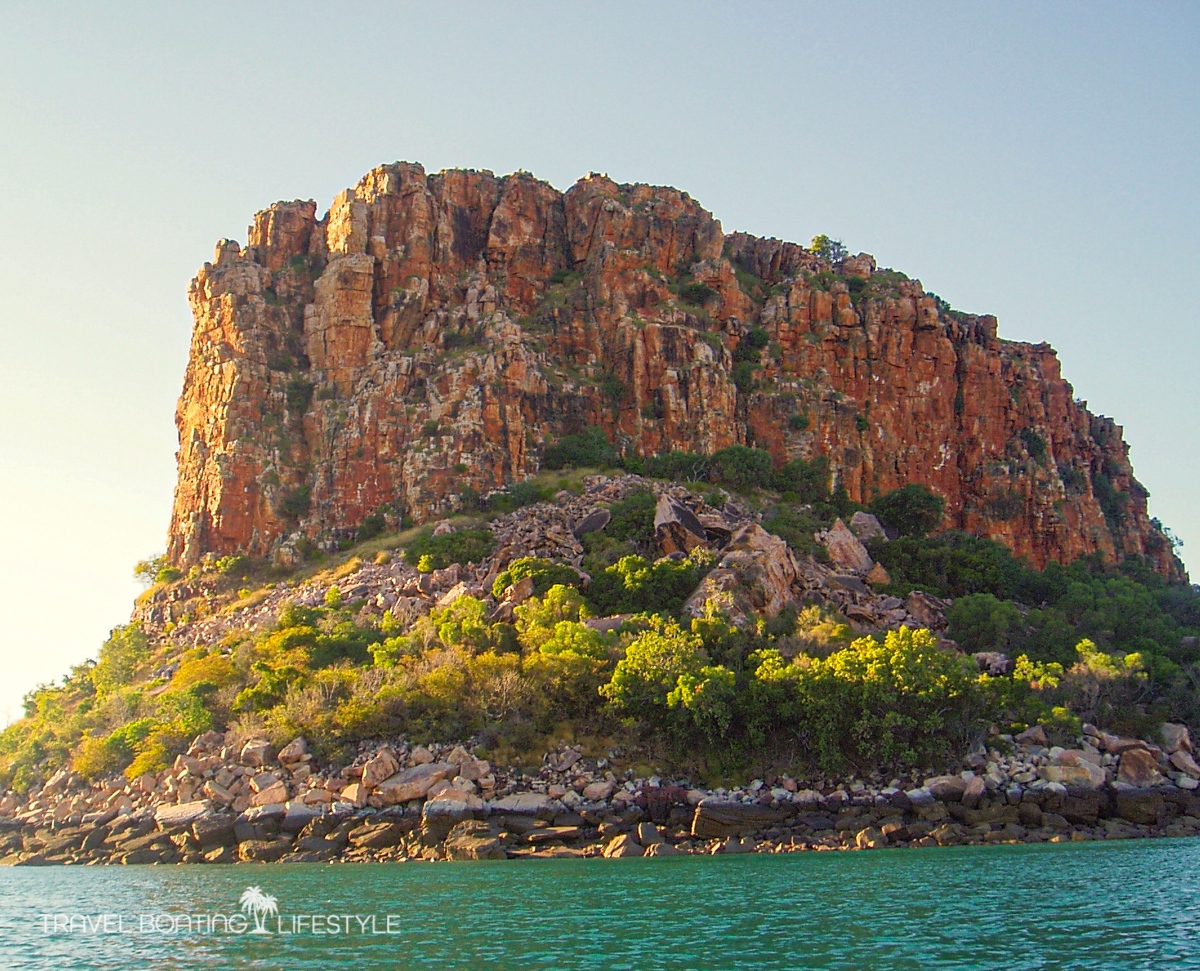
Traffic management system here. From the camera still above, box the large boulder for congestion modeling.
[155,800,212,829]
[1162,723,1193,755]
[682,525,799,625]
[602,834,644,858]
[654,495,709,554]
[488,793,558,817]
[376,763,456,805]
[817,519,873,574]
[361,748,401,789]
[849,511,888,543]
[1115,788,1165,826]
[422,792,485,841]
[1117,748,1166,787]
[690,799,789,838]
[239,739,272,767]
[923,775,968,801]
[444,820,506,861]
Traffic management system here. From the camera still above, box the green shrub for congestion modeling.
[604,489,658,546]
[788,412,809,431]
[403,528,496,571]
[92,626,150,696]
[276,485,312,520]
[356,510,388,543]
[492,557,582,599]
[285,377,314,413]
[543,427,619,470]
[586,552,712,616]
[870,483,945,538]
[678,282,717,306]
[1019,428,1048,463]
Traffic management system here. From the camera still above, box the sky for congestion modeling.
[0,1,1196,724]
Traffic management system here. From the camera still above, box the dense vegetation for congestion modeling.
[2,429,1195,793]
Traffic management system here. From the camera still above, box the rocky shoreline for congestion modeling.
[3,721,1198,866]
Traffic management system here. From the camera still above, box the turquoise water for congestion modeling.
[2,839,1198,970]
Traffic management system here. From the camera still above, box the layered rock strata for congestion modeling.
[168,163,1183,579]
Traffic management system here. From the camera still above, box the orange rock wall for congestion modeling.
[167,163,1183,580]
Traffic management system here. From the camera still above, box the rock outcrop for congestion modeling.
[167,162,1184,580]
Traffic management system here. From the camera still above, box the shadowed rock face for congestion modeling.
[166,162,1184,580]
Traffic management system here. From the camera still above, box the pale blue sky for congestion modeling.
[1,1,1196,723]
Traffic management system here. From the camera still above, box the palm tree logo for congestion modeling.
[239,886,279,935]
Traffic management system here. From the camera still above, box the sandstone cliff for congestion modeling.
[167,162,1183,579]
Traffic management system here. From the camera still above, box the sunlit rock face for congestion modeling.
[167,162,1183,581]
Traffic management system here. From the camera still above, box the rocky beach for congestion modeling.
[4,717,1197,867]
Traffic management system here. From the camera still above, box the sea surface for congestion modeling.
[1,838,1198,970]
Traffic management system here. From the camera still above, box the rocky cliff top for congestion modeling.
[167,161,1183,581]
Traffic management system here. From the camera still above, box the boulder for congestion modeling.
[488,792,558,817]
[444,820,506,861]
[1115,788,1165,826]
[1118,748,1166,787]
[1169,750,1200,779]
[923,776,968,801]
[654,495,709,554]
[855,826,888,849]
[239,739,272,767]
[903,591,949,629]
[361,749,401,789]
[1015,725,1048,747]
[864,562,892,587]
[277,737,309,764]
[340,783,368,808]
[191,814,236,848]
[250,782,289,807]
[818,519,873,574]
[1039,764,1106,790]
[376,763,456,804]
[348,819,411,849]
[238,838,291,862]
[422,793,485,841]
[1162,723,1193,755]
[690,799,789,838]
[682,524,800,625]
[281,802,324,835]
[848,511,888,543]
[636,822,664,846]
[582,781,615,803]
[961,776,987,809]
[573,508,611,539]
[602,834,643,858]
[154,800,212,829]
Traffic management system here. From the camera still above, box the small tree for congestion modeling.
[810,234,848,264]
[870,484,945,538]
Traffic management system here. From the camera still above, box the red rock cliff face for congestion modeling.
[167,163,1184,580]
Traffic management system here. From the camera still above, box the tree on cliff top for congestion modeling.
[810,234,848,264]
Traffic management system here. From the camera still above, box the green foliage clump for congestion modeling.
[870,483,945,538]
[809,234,848,263]
[543,427,619,470]
[1019,428,1048,463]
[285,377,314,414]
[276,485,312,520]
[403,527,496,571]
[480,480,555,515]
[92,626,150,696]
[678,282,717,306]
[134,555,181,586]
[586,552,713,616]
[492,557,582,599]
